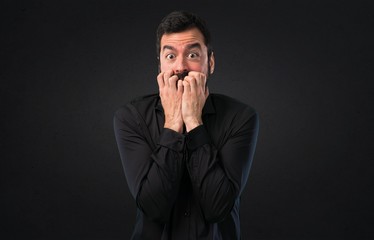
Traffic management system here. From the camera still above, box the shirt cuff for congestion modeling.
[186,125,211,151]
[158,128,185,152]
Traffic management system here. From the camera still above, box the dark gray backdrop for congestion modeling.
[1,0,373,239]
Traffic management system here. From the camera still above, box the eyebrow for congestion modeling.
[162,43,202,52]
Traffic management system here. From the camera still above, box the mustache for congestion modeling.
[175,71,189,80]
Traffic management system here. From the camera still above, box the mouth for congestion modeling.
[176,71,189,80]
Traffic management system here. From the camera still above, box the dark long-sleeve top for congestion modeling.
[113,93,259,240]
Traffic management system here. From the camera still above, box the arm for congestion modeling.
[113,106,185,223]
[186,109,259,222]
[182,71,259,222]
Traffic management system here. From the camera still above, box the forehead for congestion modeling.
[160,27,206,50]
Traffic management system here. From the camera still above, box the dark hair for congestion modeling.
[156,11,213,59]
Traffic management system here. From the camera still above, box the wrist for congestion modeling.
[184,118,202,132]
[164,121,183,133]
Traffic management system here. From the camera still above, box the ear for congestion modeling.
[209,52,215,74]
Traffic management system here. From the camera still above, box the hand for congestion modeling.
[157,70,184,133]
[181,71,209,132]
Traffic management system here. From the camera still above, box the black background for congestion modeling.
[1,0,373,239]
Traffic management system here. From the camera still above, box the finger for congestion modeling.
[157,72,165,88]
[205,86,210,98]
[163,70,174,87]
[168,75,179,89]
[186,76,197,94]
[177,80,184,93]
[188,71,206,89]
[182,80,191,94]
[197,72,207,88]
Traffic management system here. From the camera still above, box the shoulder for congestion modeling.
[209,93,257,118]
[128,93,159,111]
[206,93,259,145]
[114,93,159,120]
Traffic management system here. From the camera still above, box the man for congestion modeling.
[114,10,259,240]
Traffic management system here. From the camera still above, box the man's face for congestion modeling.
[159,27,214,77]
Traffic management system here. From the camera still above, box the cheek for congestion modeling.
[190,63,208,74]
[188,61,206,71]
[159,61,170,72]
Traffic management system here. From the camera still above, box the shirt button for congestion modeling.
[184,211,190,217]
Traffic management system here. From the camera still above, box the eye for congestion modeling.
[188,52,199,59]
[166,54,175,60]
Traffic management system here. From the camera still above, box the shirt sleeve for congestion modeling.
[185,109,259,223]
[113,105,186,223]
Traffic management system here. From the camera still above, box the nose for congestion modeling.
[174,57,188,74]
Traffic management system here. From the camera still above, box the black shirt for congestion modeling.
[113,93,259,240]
